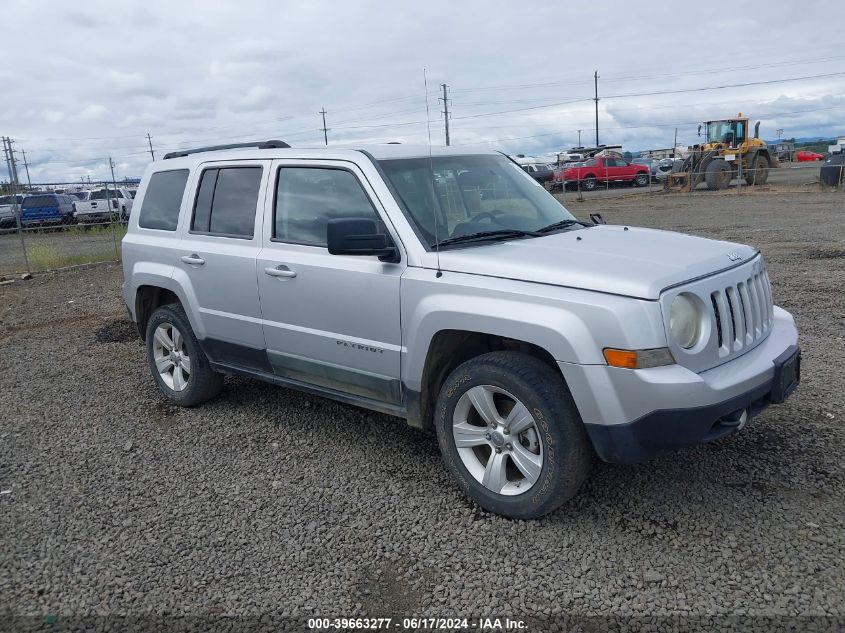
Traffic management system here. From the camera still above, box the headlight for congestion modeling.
[670,293,701,349]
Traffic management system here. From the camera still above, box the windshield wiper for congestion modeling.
[434,228,542,248]
[535,219,589,234]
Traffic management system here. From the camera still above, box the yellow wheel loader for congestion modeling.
[667,115,779,191]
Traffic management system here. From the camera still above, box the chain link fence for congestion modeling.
[547,154,842,203]
[1,153,842,277]
[0,181,134,276]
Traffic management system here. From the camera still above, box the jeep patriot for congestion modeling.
[122,140,800,518]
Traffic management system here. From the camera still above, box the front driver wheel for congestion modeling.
[435,351,591,519]
[146,303,223,407]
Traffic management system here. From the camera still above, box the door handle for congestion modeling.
[181,254,205,265]
[264,265,297,279]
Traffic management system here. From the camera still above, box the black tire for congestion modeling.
[582,176,597,191]
[745,155,770,185]
[435,351,591,519]
[634,173,649,187]
[704,159,731,190]
[145,303,223,407]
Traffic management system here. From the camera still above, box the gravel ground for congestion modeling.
[1,191,843,632]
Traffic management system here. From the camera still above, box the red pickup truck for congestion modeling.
[554,156,651,191]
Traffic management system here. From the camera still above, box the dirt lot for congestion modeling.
[1,191,843,631]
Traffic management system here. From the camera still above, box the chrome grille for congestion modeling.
[710,268,774,357]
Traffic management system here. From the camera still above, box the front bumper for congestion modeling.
[560,305,799,464]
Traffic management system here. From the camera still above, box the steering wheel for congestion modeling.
[468,211,499,223]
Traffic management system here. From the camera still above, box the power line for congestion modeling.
[19,69,845,158]
[604,71,845,100]
[452,102,845,147]
[448,52,845,95]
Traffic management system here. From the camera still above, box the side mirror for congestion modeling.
[589,213,606,225]
[697,125,702,137]
[327,218,399,263]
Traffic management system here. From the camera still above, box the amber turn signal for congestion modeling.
[603,347,675,369]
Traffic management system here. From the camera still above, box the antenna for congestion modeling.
[423,68,443,278]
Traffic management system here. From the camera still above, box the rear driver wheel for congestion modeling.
[146,304,223,407]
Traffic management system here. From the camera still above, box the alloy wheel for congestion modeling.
[152,322,191,391]
[452,385,544,496]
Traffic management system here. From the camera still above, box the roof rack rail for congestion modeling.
[163,140,290,160]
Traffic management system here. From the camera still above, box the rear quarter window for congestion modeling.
[138,170,190,231]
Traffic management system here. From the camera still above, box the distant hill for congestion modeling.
[765,136,835,144]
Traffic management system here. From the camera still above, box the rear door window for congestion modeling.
[191,166,262,239]
[138,169,189,231]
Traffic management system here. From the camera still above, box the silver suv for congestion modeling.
[122,141,800,518]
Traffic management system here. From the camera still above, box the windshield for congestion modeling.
[706,120,745,145]
[378,154,577,248]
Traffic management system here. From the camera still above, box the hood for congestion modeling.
[434,225,758,300]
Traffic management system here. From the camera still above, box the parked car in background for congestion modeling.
[654,157,684,183]
[74,187,134,223]
[772,142,795,162]
[0,194,25,228]
[521,163,554,184]
[796,150,825,162]
[20,193,76,227]
[632,157,660,181]
[555,156,651,190]
[820,153,845,187]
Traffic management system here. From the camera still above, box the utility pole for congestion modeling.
[2,138,12,186]
[593,71,600,147]
[319,108,329,145]
[3,137,20,186]
[673,128,678,157]
[146,132,155,161]
[577,130,582,146]
[440,84,451,146]
[17,149,31,188]
[3,136,29,271]
[108,157,121,249]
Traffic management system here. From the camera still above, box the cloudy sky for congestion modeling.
[2,0,844,183]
